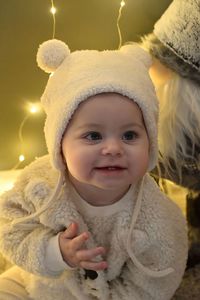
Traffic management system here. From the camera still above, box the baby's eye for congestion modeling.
[85,132,102,141]
[122,131,138,141]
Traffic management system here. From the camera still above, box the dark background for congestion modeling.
[0,0,172,170]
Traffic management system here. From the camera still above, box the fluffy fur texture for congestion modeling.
[36,40,158,172]
[154,0,200,72]
[0,156,188,300]
[142,33,200,85]
[37,39,70,73]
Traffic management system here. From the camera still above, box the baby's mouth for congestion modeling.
[95,166,126,171]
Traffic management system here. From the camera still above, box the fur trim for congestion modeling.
[142,33,200,85]
[154,0,200,72]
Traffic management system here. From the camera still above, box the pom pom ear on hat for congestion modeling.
[36,39,71,73]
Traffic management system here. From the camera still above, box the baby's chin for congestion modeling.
[91,181,131,194]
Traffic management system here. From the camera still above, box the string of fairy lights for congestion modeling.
[12,102,43,169]
[12,0,126,170]
[117,0,126,49]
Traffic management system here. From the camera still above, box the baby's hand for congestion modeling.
[59,222,108,271]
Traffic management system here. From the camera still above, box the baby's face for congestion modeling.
[62,93,149,196]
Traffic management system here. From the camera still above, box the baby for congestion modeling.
[0,40,187,300]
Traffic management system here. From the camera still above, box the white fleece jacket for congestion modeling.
[0,155,187,300]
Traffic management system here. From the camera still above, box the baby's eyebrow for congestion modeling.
[120,123,145,130]
[76,123,101,130]
[76,122,144,130]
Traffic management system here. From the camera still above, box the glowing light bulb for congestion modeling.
[50,6,56,15]
[19,155,25,162]
[30,105,38,114]
[26,102,42,114]
[120,0,125,7]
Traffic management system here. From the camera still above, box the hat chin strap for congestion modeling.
[12,171,64,229]
[126,177,174,278]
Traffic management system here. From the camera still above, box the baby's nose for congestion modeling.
[101,139,124,156]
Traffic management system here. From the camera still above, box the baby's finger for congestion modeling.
[80,260,108,271]
[62,222,78,239]
[76,247,106,262]
[71,232,89,251]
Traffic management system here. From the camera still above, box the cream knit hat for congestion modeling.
[142,0,200,83]
[36,40,158,172]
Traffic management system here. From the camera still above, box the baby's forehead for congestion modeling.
[74,92,140,113]
[87,92,130,101]
[66,93,144,129]
[79,92,139,108]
